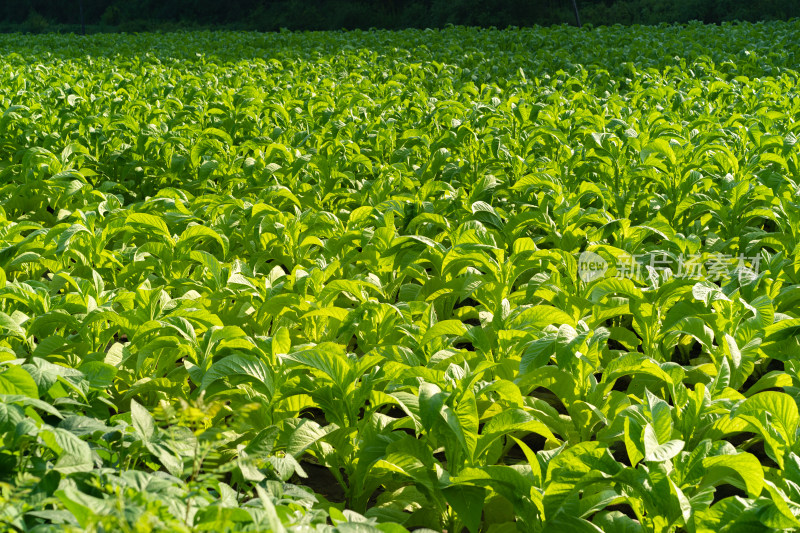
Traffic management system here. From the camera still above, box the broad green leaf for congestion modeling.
[178,224,229,256]
[735,391,798,446]
[643,423,684,462]
[0,311,25,337]
[130,399,155,442]
[418,382,446,433]
[201,354,274,397]
[284,348,349,388]
[125,213,171,240]
[702,453,764,498]
[0,365,39,398]
[40,428,93,474]
[442,484,486,533]
[420,320,468,346]
[476,409,557,458]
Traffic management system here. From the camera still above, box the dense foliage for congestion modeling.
[2,21,800,532]
[3,0,799,33]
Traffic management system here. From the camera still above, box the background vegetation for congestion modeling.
[3,15,800,533]
[2,0,799,33]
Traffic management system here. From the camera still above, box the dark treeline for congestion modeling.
[3,0,799,32]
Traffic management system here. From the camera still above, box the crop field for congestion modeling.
[1,21,800,532]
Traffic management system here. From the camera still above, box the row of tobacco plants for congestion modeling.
[1,20,800,533]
